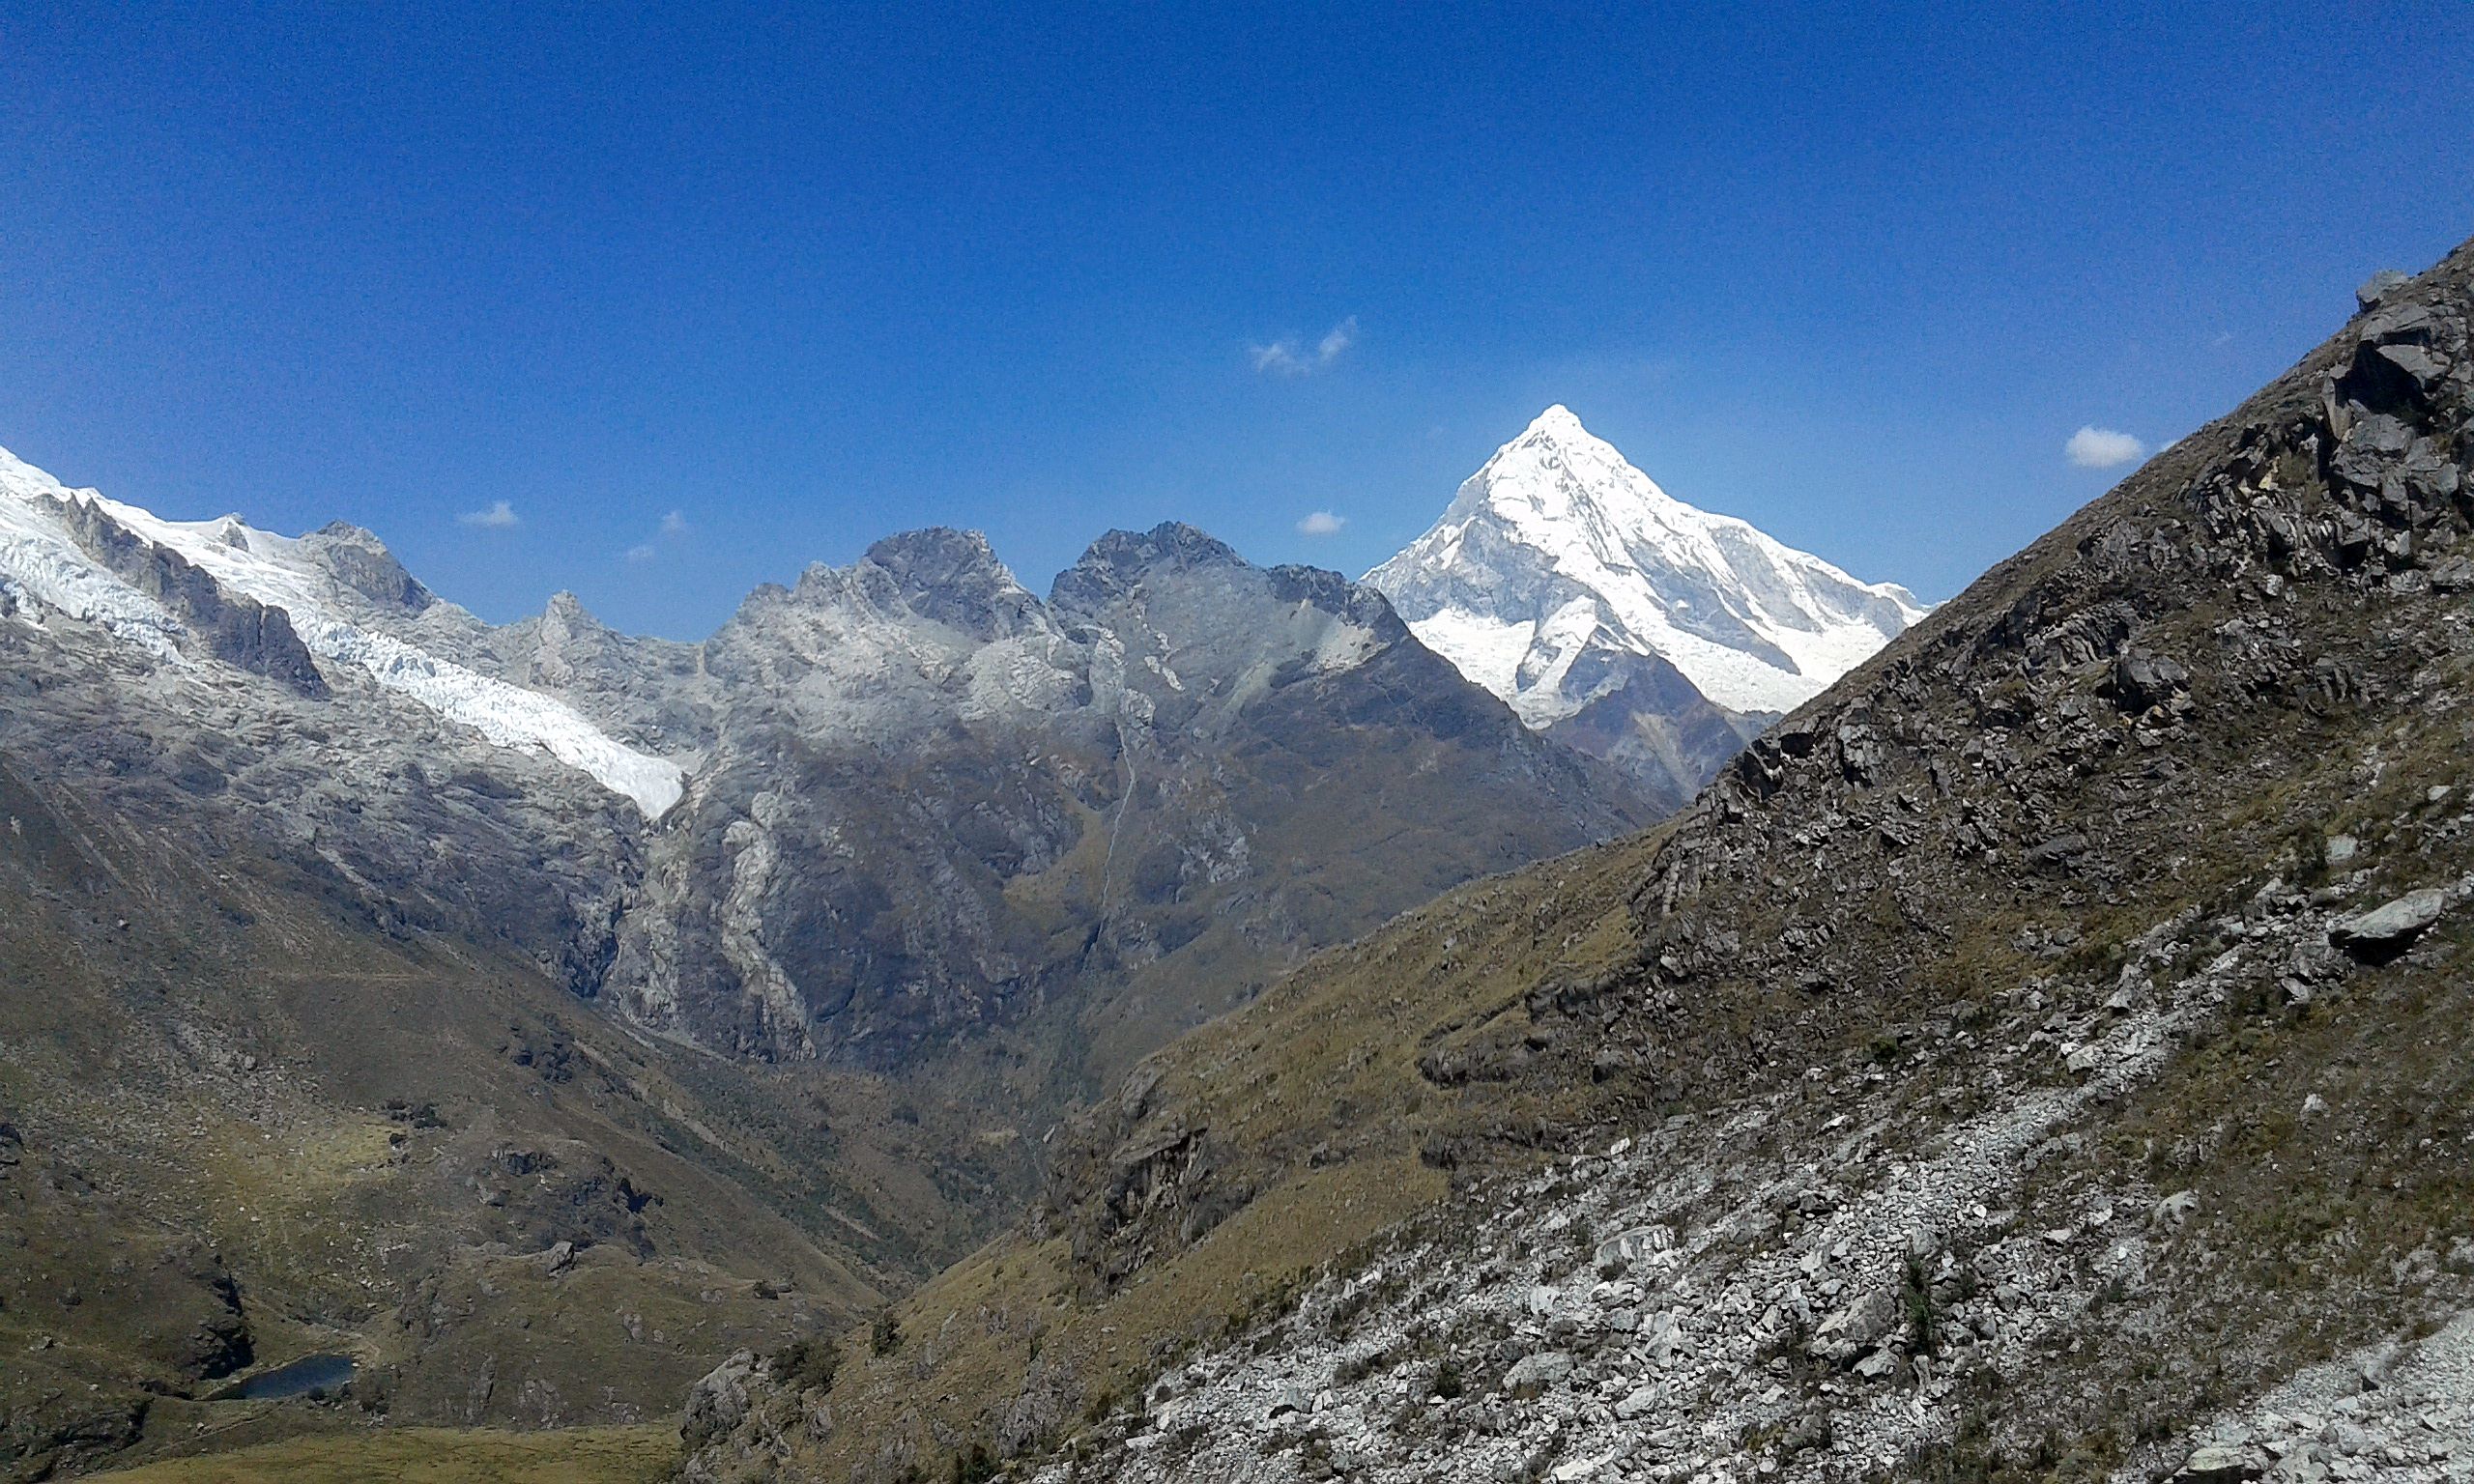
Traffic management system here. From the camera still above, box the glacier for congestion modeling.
[0,444,686,817]
[0,448,188,657]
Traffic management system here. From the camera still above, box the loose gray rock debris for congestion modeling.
[2126,1309,2474,1483]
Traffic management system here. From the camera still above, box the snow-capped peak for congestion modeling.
[0,443,685,816]
[1366,407,1929,721]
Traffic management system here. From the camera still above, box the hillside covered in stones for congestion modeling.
[679,239,2474,1484]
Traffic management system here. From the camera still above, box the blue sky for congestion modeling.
[3,3,2469,638]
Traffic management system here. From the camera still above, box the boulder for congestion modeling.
[680,1350,758,1447]
[2327,887,2449,961]
[2026,834,2092,872]
[2358,300,2439,345]
[1640,1309,1687,1365]
[2152,1190,2200,1229]
[2356,270,2412,310]
[1591,1225,1673,1272]
[1500,1351,1574,1393]
[2176,1441,2270,1481]
[1810,1286,1900,1362]
[1614,1384,1660,1419]
[2377,342,2446,389]
[2108,651,2191,712]
[2331,414,2414,491]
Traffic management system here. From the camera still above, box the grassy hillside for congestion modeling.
[88,1426,674,1484]
[670,828,1669,1479]
[0,757,1029,1480]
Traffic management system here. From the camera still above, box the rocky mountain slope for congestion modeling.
[1366,407,1927,800]
[682,241,2474,1483]
[0,447,1652,1476]
[606,522,1655,1096]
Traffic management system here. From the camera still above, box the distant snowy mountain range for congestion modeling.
[0,444,686,813]
[2,410,1925,820]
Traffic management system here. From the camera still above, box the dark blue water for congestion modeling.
[224,1352,357,1400]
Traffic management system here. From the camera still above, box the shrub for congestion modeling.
[771,1336,841,1392]
[1903,1252,1938,1356]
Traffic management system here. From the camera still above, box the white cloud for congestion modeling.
[2065,426,2147,469]
[1250,340,1309,375]
[1250,315,1359,376]
[1296,510,1346,536]
[1316,316,1357,363]
[458,499,520,529]
[624,509,689,564]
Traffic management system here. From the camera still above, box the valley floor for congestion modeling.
[85,1425,676,1484]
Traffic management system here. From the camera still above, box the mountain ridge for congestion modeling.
[1372,403,1927,719]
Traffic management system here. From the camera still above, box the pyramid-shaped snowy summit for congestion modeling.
[1366,406,1928,724]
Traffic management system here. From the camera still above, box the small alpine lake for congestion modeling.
[215,1352,357,1400]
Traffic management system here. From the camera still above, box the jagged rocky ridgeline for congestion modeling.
[0,400,1921,1096]
[679,243,2474,1482]
[608,521,1655,1081]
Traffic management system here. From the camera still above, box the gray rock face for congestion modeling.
[681,1350,760,1448]
[1540,651,1767,816]
[301,520,435,611]
[607,521,1654,1081]
[0,567,647,1001]
[40,494,329,697]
